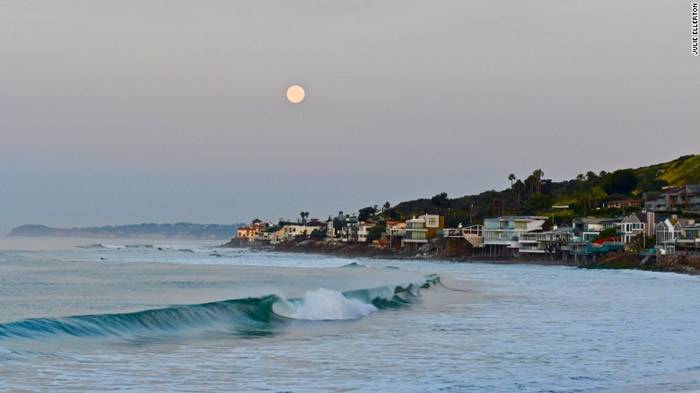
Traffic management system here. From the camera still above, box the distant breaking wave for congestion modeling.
[77,243,209,253]
[0,275,440,341]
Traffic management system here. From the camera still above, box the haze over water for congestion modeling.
[2,238,700,392]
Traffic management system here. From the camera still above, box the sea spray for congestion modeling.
[273,288,378,320]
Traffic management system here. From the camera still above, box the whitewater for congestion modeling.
[2,237,700,392]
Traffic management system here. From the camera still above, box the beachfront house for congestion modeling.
[572,217,620,242]
[357,222,376,243]
[517,227,574,254]
[656,217,700,255]
[269,220,325,243]
[443,223,484,248]
[482,216,547,255]
[618,212,655,244]
[325,217,336,239]
[236,219,270,242]
[236,226,254,241]
[338,215,360,242]
[384,220,406,248]
[401,214,444,248]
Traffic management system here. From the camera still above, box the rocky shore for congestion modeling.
[583,253,700,275]
[222,238,700,275]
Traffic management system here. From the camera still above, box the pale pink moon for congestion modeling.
[286,85,305,104]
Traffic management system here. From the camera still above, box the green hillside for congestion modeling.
[367,154,700,227]
[657,155,700,186]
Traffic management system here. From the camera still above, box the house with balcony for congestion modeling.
[605,198,641,209]
[482,216,547,255]
[401,214,444,248]
[517,227,574,254]
[656,217,700,255]
[338,215,360,242]
[325,217,336,239]
[383,220,406,248]
[645,185,700,213]
[617,212,655,244]
[269,220,326,243]
[443,223,484,248]
[572,217,620,242]
[236,219,271,242]
[357,222,376,243]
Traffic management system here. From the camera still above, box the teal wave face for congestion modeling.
[0,275,440,341]
[0,295,282,340]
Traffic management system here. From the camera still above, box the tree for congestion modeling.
[594,227,619,241]
[577,186,607,214]
[638,178,669,193]
[358,206,377,222]
[602,169,639,195]
[512,179,525,209]
[367,225,386,242]
[299,211,310,224]
[532,169,544,194]
[431,192,449,207]
[525,194,553,213]
[524,169,544,196]
[309,229,325,240]
[508,173,516,186]
[384,208,400,220]
[586,171,599,182]
[383,201,391,211]
[627,232,651,253]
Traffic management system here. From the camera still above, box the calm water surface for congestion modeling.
[1,237,699,392]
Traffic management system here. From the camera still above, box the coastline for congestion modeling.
[222,238,700,275]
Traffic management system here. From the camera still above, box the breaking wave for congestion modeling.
[340,262,367,268]
[0,275,440,341]
[76,243,209,253]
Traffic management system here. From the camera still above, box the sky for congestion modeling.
[1,1,698,233]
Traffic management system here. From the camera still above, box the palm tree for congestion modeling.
[532,169,544,194]
[508,173,516,186]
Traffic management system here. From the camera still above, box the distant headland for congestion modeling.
[8,223,241,240]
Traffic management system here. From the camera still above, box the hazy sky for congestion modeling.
[1,1,698,233]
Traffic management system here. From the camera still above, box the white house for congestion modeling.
[325,218,336,239]
[483,216,547,246]
[656,217,700,254]
[481,216,548,255]
[517,227,574,254]
[655,219,681,253]
[357,222,376,243]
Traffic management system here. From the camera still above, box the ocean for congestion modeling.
[1,237,700,392]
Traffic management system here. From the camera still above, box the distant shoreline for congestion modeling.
[5,234,229,240]
[7,223,239,240]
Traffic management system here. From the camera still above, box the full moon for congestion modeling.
[286,85,305,104]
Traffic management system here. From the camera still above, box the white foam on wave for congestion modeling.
[273,288,377,321]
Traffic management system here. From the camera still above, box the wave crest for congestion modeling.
[273,288,377,320]
[0,275,441,341]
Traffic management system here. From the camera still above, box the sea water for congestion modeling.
[1,237,700,392]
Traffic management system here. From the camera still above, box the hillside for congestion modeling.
[370,154,699,227]
[8,223,240,240]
